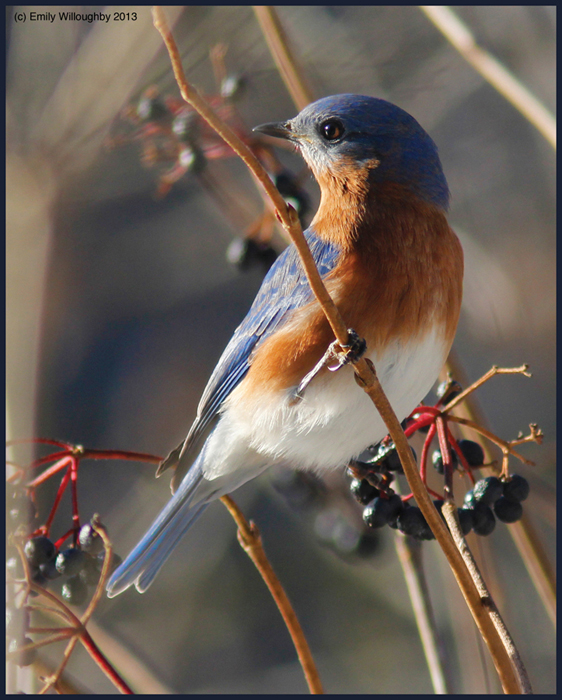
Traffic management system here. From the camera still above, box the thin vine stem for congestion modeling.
[220,495,323,694]
[252,6,314,111]
[393,516,450,693]
[442,503,532,694]
[419,6,556,149]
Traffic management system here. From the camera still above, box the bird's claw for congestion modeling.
[291,329,366,403]
[327,329,367,370]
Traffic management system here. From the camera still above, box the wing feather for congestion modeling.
[160,230,342,488]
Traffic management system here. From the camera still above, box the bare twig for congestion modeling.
[420,6,556,149]
[253,6,314,111]
[446,416,537,466]
[444,365,531,413]
[220,495,323,694]
[442,503,532,693]
[394,533,450,693]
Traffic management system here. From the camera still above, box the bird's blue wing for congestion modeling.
[161,229,341,483]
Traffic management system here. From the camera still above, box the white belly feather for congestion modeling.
[201,328,447,483]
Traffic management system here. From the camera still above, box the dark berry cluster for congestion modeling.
[463,474,529,534]
[8,522,121,607]
[225,170,309,274]
[348,444,445,540]
[7,482,37,530]
[348,438,529,541]
[6,606,35,667]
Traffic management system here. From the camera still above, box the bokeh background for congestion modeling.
[7,6,555,693]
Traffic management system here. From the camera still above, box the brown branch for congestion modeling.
[446,415,536,466]
[151,8,528,692]
[253,6,314,111]
[394,532,450,693]
[442,503,532,694]
[220,495,323,694]
[420,6,556,149]
[444,364,531,413]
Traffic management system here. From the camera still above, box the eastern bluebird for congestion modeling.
[107,94,463,596]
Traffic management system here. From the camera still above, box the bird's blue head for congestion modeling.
[254,94,449,211]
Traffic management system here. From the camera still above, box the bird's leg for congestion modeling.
[291,329,366,403]
[327,329,367,370]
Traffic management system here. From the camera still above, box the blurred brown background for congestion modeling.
[7,6,555,693]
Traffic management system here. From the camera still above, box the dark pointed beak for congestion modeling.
[252,120,295,141]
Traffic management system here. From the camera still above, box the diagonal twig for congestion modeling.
[220,495,323,694]
[253,6,314,111]
[420,5,556,149]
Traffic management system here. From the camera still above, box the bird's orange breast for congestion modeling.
[236,192,462,398]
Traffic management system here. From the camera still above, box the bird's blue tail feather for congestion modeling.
[107,451,209,596]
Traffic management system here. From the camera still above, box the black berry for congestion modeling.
[502,474,530,503]
[95,551,123,575]
[457,507,474,535]
[473,477,503,506]
[398,506,431,539]
[363,497,392,528]
[470,502,496,536]
[6,555,25,580]
[24,537,56,568]
[78,523,104,555]
[386,494,405,529]
[457,439,485,467]
[350,478,379,505]
[380,446,416,473]
[494,497,523,523]
[79,555,101,587]
[55,548,87,577]
[39,558,61,581]
[432,448,458,474]
[61,575,89,606]
[226,237,278,272]
[8,637,36,667]
[274,172,310,219]
[436,379,462,403]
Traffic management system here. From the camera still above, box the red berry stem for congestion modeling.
[69,457,81,542]
[54,528,76,551]
[445,428,476,486]
[6,437,74,450]
[419,423,436,483]
[40,461,73,537]
[80,629,134,694]
[27,455,73,488]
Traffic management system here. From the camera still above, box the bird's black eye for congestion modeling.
[319,119,344,141]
